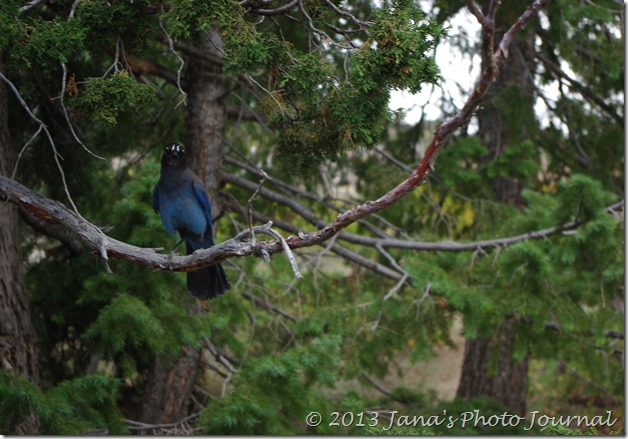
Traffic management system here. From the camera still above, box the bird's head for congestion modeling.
[161,144,186,170]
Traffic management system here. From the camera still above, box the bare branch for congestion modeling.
[467,0,492,29]
[246,169,269,246]
[204,338,238,374]
[60,63,106,160]
[535,52,623,126]
[2,171,619,278]
[243,292,298,322]
[383,273,410,301]
[125,412,201,432]
[245,0,300,16]
[0,71,81,214]
[18,0,45,14]
[271,0,550,253]
[158,18,188,105]
[321,0,372,28]
[262,223,303,279]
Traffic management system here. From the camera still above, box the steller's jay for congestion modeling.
[152,144,231,300]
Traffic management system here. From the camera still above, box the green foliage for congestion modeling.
[83,293,167,360]
[355,0,444,94]
[404,171,623,401]
[0,371,124,435]
[75,0,158,54]
[70,72,157,126]
[487,140,540,182]
[217,0,444,174]
[200,335,341,434]
[437,136,489,187]
[554,174,615,222]
[164,0,241,41]
[5,18,86,69]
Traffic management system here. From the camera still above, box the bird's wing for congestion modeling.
[191,178,213,228]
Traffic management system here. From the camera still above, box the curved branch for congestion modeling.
[244,0,300,16]
[225,168,618,253]
[0,175,279,273]
[270,0,550,253]
[2,173,620,281]
[0,1,553,276]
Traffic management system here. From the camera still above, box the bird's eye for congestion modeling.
[165,144,184,154]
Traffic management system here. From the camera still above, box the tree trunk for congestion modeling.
[0,57,40,433]
[456,11,537,416]
[139,28,226,424]
[185,27,226,219]
[457,319,529,415]
[138,345,202,424]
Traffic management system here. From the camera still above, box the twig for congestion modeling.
[243,292,298,322]
[204,338,237,374]
[235,219,303,279]
[263,225,303,279]
[18,0,44,14]
[246,169,269,246]
[12,125,43,180]
[68,0,81,18]
[246,0,300,16]
[466,0,493,29]
[159,18,188,105]
[125,412,200,431]
[60,63,106,160]
[0,71,81,214]
[383,273,409,301]
[360,373,411,404]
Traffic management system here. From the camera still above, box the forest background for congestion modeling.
[0,0,624,435]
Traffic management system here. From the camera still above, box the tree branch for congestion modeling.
[3,177,619,279]
[0,1,555,277]
[244,0,300,16]
[535,52,623,126]
[272,0,551,253]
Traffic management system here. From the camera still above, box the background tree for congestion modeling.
[0,0,623,435]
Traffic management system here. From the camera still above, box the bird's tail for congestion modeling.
[187,263,230,300]
[185,240,231,300]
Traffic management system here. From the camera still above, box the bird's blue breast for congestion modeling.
[156,183,207,239]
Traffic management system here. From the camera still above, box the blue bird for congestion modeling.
[152,144,231,300]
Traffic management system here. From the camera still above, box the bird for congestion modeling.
[152,144,231,300]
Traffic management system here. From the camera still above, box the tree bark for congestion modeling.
[185,27,226,219]
[139,27,226,424]
[456,8,537,416]
[138,345,202,424]
[0,57,40,433]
